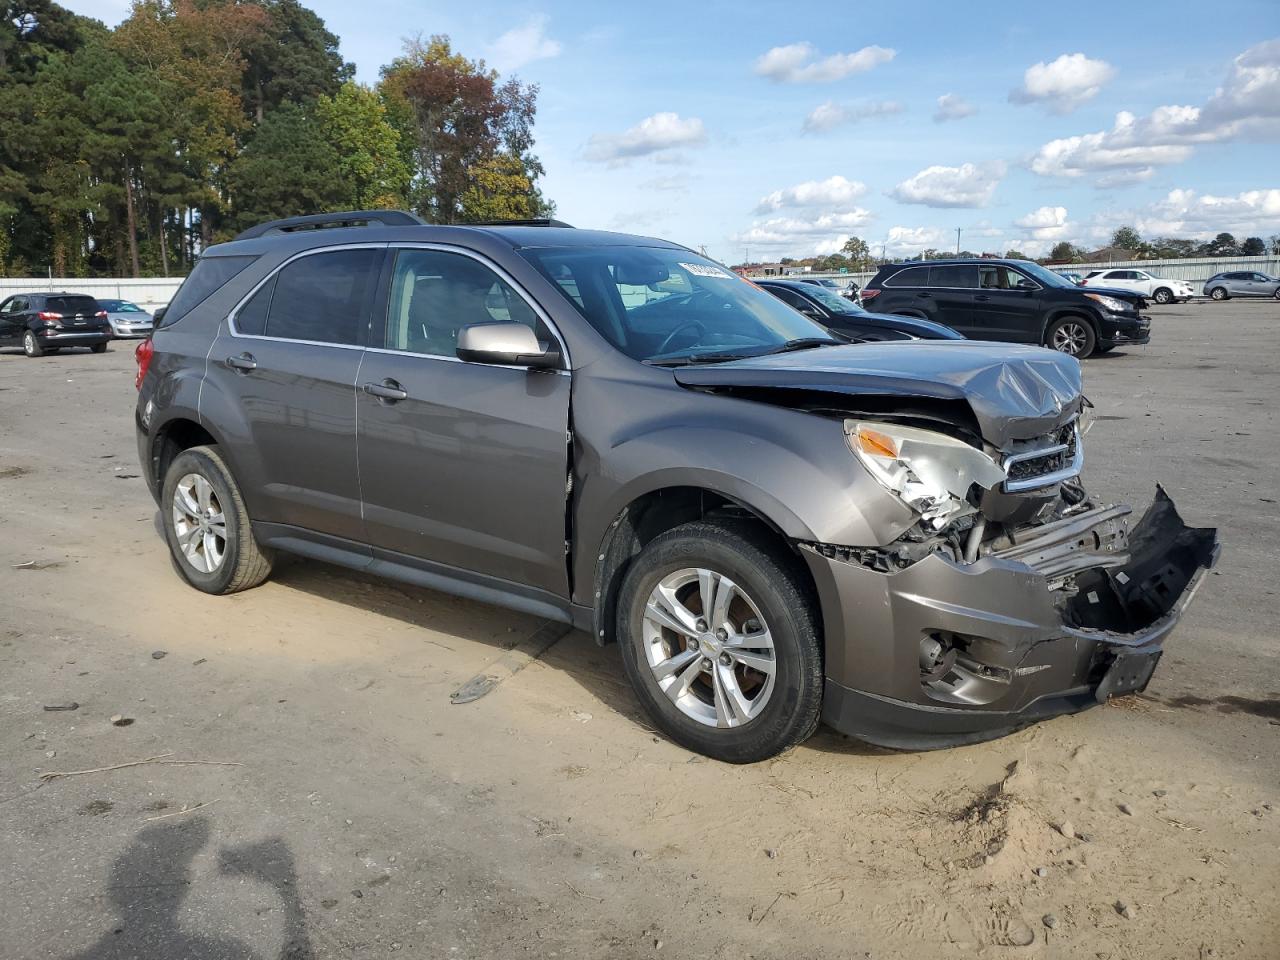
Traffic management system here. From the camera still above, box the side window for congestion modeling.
[885,266,930,287]
[264,248,382,345]
[163,255,257,327]
[768,287,809,310]
[383,248,547,356]
[233,275,275,336]
[928,265,976,288]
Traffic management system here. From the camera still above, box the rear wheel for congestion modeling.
[1046,317,1096,358]
[1273,288,1280,301]
[161,445,273,595]
[1210,287,1228,301]
[90,342,107,353]
[1152,287,1172,304]
[615,520,823,763]
[22,330,44,357]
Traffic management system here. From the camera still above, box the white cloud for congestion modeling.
[1014,205,1072,240]
[1136,188,1280,237]
[584,113,707,165]
[1010,53,1116,114]
[732,210,876,256]
[802,99,903,133]
[487,15,562,72]
[639,175,691,193]
[933,93,977,123]
[1029,40,1280,183]
[890,161,1006,208]
[754,175,867,213]
[882,226,948,256]
[754,42,895,83]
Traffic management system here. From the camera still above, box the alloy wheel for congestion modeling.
[1211,288,1227,300]
[171,473,227,573]
[23,331,36,356]
[1051,321,1089,357]
[641,567,776,728]
[1154,289,1171,304]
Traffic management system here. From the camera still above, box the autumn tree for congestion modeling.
[316,81,409,209]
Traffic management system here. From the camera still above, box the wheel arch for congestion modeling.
[588,484,819,648]
[1041,308,1099,345]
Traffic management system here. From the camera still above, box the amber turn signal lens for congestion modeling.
[855,426,899,459]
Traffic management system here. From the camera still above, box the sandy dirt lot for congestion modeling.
[2,300,1278,959]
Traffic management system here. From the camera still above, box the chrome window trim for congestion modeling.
[227,241,387,350]
[383,242,571,370]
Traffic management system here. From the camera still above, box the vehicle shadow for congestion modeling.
[65,817,312,960]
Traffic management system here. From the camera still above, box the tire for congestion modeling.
[161,444,273,595]
[1152,287,1172,305]
[1210,287,1228,301]
[615,520,823,763]
[90,342,107,353]
[1045,316,1096,358]
[1273,288,1280,301]
[22,330,44,357]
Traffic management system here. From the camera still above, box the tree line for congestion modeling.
[0,0,553,278]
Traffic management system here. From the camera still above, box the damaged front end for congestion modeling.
[805,414,1219,750]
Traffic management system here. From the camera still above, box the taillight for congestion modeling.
[95,310,108,318]
[134,338,154,390]
[37,311,61,321]
[860,288,881,301]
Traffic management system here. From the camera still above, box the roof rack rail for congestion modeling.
[233,210,426,242]
[465,218,575,228]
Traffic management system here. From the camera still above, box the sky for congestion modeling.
[64,0,1280,263]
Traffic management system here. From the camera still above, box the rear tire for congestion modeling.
[90,342,107,353]
[22,330,44,357]
[615,520,823,763]
[1210,287,1228,301]
[161,445,273,595]
[1152,287,1172,304]
[1046,316,1096,358]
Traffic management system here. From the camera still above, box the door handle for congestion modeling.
[363,379,408,402]
[974,295,990,302]
[226,352,257,372]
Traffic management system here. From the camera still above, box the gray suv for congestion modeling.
[134,211,1219,762]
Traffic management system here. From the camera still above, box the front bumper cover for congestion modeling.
[805,487,1218,749]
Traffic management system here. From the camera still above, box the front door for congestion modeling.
[204,246,384,543]
[972,264,1041,342]
[356,246,572,597]
[0,296,28,345]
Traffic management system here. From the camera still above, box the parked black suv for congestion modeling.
[0,292,112,356]
[861,259,1150,357]
[133,211,1216,762]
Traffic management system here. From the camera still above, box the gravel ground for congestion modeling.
[2,298,1278,959]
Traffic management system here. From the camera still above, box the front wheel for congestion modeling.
[161,445,273,595]
[1153,288,1172,304]
[22,330,44,357]
[615,521,823,763]
[1210,287,1228,301]
[1046,317,1096,358]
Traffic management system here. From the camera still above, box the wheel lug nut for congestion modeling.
[696,619,707,632]
[689,639,699,651]
[715,628,727,640]
[719,653,732,666]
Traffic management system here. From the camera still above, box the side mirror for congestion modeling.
[456,322,560,369]
[1015,279,1037,291]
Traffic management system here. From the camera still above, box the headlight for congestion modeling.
[845,421,1006,529]
[1084,293,1129,312]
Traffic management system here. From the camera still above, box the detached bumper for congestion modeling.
[805,488,1218,750]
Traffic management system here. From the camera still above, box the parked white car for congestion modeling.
[1080,269,1195,304]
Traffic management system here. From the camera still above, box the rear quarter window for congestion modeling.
[160,255,257,327]
[884,266,930,287]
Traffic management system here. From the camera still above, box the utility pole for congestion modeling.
[956,227,962,254]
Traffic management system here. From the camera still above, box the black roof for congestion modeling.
[881,257,1037,269]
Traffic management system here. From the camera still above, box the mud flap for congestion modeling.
[1065,485,1219,638]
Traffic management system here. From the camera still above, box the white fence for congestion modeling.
[0,277,181,309]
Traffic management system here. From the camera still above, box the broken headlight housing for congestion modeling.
[845,420,1006,529]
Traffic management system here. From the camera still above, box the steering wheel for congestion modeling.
[655,320,707,356]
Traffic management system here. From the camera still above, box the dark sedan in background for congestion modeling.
[756,278,962,341]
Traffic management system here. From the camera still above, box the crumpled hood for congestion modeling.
[672,341,1083,448]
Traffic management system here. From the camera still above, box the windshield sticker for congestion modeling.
[679,262,734,280]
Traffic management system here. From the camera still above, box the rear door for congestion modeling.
[1226,272,1252,296]
[355,245,572,597]
[924,264,978,333]
[204,245,384,543]
[973,264,1041,342]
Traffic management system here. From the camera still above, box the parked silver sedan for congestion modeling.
[1203,271,1280,300]
[98,299,155,338]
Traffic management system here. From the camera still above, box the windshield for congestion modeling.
[1015,261,1077,289]
[100,299,144,312]
[520,246,838,363]
[801,285,863,315]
